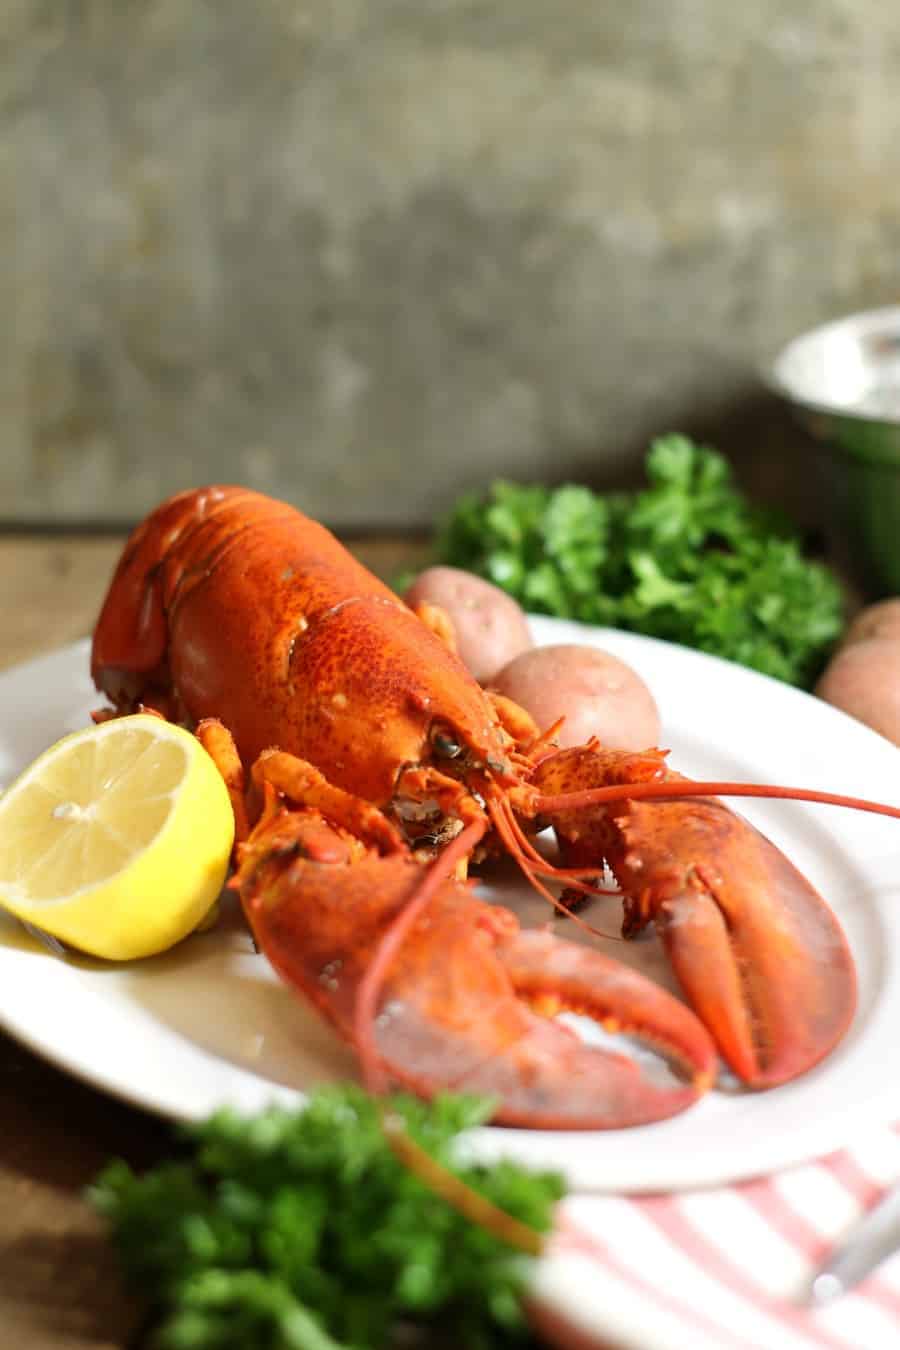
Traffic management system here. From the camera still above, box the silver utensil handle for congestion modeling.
[810,1183,900,1304]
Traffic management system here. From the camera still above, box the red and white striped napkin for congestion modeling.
[533,1123,900,1350]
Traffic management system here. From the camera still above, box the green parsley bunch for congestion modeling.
[437,435,844,688]
[90,1086,563,1350]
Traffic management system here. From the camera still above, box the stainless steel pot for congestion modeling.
[765,305,900,595]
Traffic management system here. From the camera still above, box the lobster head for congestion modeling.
[275,595,521,805]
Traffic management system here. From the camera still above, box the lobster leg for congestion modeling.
[234,805,716,1129]
[196,718,251,843]
[530,746,858,1088]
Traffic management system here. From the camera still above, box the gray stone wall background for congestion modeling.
[4,1,900,529]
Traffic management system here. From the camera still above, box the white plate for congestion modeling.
[2,619,900,1194]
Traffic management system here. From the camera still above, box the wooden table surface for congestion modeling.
[0,531,431,1350]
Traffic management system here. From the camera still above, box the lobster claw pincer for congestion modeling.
[234,810,716,1130]
[487,927,717,1126]
[531,746,858,1089]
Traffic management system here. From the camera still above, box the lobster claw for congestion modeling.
[532,746,858,1089]
[235,809,716,1129]
[650,815,858,1087]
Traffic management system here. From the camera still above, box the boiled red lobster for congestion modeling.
[91,486,897,1129]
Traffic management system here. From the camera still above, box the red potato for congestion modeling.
[815,636,900,746]
[404,566,533,684]
[491,643,661,751]
[841,597,900,648]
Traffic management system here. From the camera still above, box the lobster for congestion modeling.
[90,486,899,1130]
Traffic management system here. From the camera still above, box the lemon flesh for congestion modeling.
[0,715,235,960]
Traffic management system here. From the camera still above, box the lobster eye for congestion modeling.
[431,729,462,759]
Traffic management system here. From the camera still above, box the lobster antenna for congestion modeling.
[379,1108,544,1256]
[537,780,900,819]
[491,793,620,894]
[353,816,487,1095]
[486,796,623,941]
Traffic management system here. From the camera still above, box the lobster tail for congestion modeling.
[91,486,243,707]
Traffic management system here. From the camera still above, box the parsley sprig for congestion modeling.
[437,435,844,688]
[90,1086,563,1349]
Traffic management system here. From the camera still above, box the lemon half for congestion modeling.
[0,715,235,960]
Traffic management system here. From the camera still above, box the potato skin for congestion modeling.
[491,643,661,751]
[404,566,532,684]
[841,598,900,648]
[815,636,900,745]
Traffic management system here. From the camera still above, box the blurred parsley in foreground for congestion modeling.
[436,435,844,688]
[90,1086,563,1350]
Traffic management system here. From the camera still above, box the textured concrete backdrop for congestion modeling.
[4,1,900,528]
